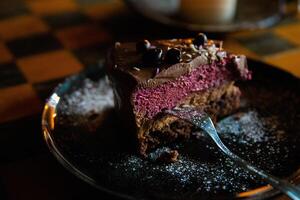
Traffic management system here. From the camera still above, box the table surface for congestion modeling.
[0,0,299,199]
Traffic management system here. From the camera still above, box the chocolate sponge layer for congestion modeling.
[137,82,240,156]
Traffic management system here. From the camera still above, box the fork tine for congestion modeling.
[164,106,208,123]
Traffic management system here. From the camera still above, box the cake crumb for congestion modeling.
[148,147,179,163]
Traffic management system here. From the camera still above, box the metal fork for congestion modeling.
[165,107,300,200]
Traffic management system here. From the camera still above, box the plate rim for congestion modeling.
[41,58,300,200]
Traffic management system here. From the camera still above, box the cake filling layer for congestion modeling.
[137,82,241,155]
[132,62,234,119]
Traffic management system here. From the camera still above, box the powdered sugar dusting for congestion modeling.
[217,111,285,144]
[101,110,298,196]
[58,77,114,127]
[111,153,258,195]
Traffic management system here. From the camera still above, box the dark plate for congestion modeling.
[42,59,300,200]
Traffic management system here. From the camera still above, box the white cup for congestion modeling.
[180,0,237,24]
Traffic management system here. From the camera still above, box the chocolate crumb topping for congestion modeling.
[109,36,248,87]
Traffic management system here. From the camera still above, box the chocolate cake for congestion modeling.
[106,33,251,158]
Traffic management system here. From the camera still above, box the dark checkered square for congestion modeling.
[33,78,65,100]
[72,43,109,67]
[75,0,106,6]
[6,33,63,58]
[43,12,91,29]
[277,17,299,26]
[0,62,26,88]
[0,115,46,163]
[0,0,28,19]
[0,178,7,200]
[237,32,296,56]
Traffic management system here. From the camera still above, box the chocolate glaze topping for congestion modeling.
[109,36,250,88]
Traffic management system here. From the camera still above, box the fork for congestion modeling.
[165,107,300,200]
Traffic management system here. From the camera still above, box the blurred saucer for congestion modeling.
[124,0,284,32]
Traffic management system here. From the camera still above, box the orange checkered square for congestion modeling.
[0,15,49,41]
[264,49,300,78]
[17,50,83,83]
[83,0,126,19]
[0,84,42,123]
[27,0,79,15]
[0,42,13,64]
[274,23,300,46]
[55,24,111,49]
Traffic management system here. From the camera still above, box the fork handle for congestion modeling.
[200,117,300,200]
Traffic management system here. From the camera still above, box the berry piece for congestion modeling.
[142,48,163,65]
[193,33,208,47]
[136,40,151,53]
[165,48,181,64]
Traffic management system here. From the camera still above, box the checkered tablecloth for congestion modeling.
[0,0,299,199]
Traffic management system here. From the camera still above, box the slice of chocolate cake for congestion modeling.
[107,33,251,157]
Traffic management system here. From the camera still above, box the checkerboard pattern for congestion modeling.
[0,0,299,199]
